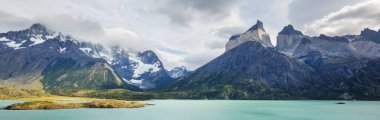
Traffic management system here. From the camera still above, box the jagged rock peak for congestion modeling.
[28,23,49,33]
[316,34,349,43]
[279,25,303,35]
[138,50,162,65]
[229,34,241,41]
[29,23,46,29]
[360,28,380,43]
[247,20,265,32]
[225,20,273,51]
[360,28,378,36]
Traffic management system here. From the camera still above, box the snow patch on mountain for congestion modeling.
[123,78,143,88]
[167,66,191,78]
[0,37,10,42]
[58,47,67,53]
[79,48,93,53]
[1,36,26,49]
[129,54,161,78]
[5,40,25,49]
[45,33,59,39]
[30,35,45,46]
[79,47,115,64]
[77,43,170,89]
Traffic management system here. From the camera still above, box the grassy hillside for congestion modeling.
[41,58,138,92]
[5,100,145,110]
[0,76,44,91]
[0,87,51,99]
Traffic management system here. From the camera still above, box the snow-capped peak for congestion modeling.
[77,42,168,89]
[0,23,64,50]
[29,23,48,34]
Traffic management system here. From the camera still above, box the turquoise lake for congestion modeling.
[1,100,380,120]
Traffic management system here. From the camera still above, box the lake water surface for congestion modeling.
[1,100,379,120]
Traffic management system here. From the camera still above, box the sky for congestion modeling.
[0,0,379,70]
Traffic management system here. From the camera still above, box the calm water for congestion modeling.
[1,100,380,120]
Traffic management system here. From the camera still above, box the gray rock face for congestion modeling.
[276,26,380,99]
[225,20,273,51]
[279,25,303,35]
[247,20,265,32]
[194,41,321,86]
[168,41,326,99]
[276,26,378,80]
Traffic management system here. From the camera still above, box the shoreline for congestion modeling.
[0,96,146,110]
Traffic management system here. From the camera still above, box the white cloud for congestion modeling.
[104,28,153,51]
[0,11,33,32]
[38,14,153,51]
[206,39,228,50]
[239,0,292,46]
[155,49,186,70]
[304,0,380,36]
[182,49,224,70]
[156,0,245,26]
[288,0,363,27]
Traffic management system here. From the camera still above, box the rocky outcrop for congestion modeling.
[225,20,273,51]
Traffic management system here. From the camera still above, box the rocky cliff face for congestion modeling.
[164,21,380,100]
[276,25,380,99]
[225,20,273,52]
[276,25,377,80]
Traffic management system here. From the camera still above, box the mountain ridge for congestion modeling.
[163,21,380,100]
[0,23,173,92]
[2,22,380,100]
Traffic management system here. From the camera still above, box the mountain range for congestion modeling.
[1,21,380,100]
[163,20,380,100]
[0,24,175,93]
